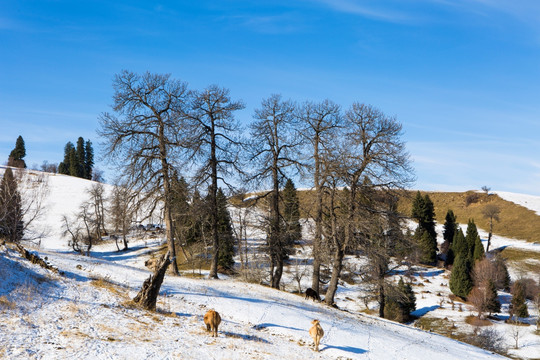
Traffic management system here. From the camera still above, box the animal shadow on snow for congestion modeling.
[320,344,367,354]
[253,323,304,332]
[222,331,270,343]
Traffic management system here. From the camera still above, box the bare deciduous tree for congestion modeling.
[248,94,301,289]
[482,204,500,252]
[185,85,245,279]
[110,181,137,251]
[324,103,414,306]
[298,99,342,294]
[0,168,50,244]
[98,70,191,275]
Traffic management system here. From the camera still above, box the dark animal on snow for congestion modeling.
[305,288,321,302]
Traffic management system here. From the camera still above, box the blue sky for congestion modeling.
[1,0,539,195]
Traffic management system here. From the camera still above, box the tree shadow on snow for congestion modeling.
[321,344,367,354]
[411,305,439,317]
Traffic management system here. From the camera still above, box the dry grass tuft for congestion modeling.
[0,296,16,310]
[465,315,492,327]
[500,248,540,274]
[90,276,129,300]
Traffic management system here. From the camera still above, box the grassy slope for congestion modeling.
[233,188,540,243]
[396,190,540,244]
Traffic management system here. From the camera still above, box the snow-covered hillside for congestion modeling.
[1,169,539,359]
[1,242,507,360]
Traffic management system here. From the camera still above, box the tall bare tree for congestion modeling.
[324,103,414,306]
[0,168,49,244]
[248,94,301,289]
[482,204,500,252]
[98,70,191,275]
[185,85,245,279]
[110,181,137,250]
[298,99,342,294]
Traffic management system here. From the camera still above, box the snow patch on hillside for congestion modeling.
[495,191,540,216]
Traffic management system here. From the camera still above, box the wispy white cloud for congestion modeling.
[311,0,540,31]
[310,0,418,23]
[230,13,306,34]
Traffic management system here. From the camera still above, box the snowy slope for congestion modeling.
[1,169,539,359]
[0,244,507,360]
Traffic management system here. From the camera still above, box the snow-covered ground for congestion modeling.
[1,168,539,359]
[0,240,510,360]
[496,191,540,216]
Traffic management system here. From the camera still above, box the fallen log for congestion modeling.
[13,243,62,275]
[133,251,171,311]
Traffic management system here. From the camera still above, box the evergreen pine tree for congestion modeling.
[0,167,24,242]
[58,142,75,175]
[449,254,473,299]
[485,279,501,314]
[216,188,235,270]
[170,172,191,248]
[418,228,437,264]
[494,255,511,291]
[68,146,78,177]
[185,189,204,245]
[511,281,529,318]
[85,140,94,180]
[383,278,416,323]
[282,178,301,243]
[411,191,437,264]
[76,137,86,178]
[8,135,27,168]
[451,228,467,259]
[443,212,458,267]
[466,219,484,262]
[443,210,457,244]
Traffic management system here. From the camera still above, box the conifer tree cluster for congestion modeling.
[58,137,94,180]
[7,135,27,168]
[170,172,236,271]
[384,278,416,323]
[0,167,24,242]
[442,209,457,266]
[282,179,301,245]
[511,280,529,319]
[411,191,437,264]
[449,219,485,299]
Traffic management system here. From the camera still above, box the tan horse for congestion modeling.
[203,310,222,337]
[309,319,324,351]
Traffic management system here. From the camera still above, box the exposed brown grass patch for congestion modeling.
[500,248,540,274]
[0,295,16,310]
[397,190,540,243]
[90,276,129,300]
[465,315,492,326]
[59,329,91,339]
[414,317,465,340]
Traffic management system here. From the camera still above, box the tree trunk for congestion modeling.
[486,219,493,252]
[325,248,344,306]
[270,158,282,289]
[133,252,171,311]
[208,120,220,279]
[272,255,283,289]
[311,156,323,293]
[378,280,385,318]
[311,257,321,294]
